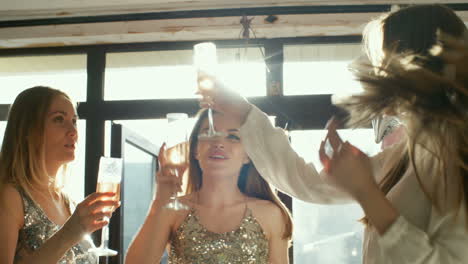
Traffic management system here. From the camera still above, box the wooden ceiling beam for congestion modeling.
[1,1,466,22]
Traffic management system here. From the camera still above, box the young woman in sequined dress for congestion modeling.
[126,109,293,264]
[0,86,120,264]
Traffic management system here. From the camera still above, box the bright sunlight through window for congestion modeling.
[284,44,363,96]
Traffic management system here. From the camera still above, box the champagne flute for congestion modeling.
[88,156,122,257]
[163,113,190,210]
[194,42,223,139]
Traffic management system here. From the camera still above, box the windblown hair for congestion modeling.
[0,86,71,195]
[186,109,293,240]
[343,33,468,223]
[364,4,466,71]
[353,4,468,225]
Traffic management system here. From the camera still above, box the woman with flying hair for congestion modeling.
[197,4,468,264]
[126,108,292,264]
[0,86,119,263]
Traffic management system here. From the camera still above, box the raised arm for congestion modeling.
[240,105,353,204]
[198,78,391,204]
[197,81,351,203]
[125,144,183,264]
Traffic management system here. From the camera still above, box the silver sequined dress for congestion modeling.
[14,188,98,264]
[169,207,269,264]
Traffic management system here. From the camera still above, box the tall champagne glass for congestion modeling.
[88,156,122,257]
[194,42,223,139]
[163,113,190,210]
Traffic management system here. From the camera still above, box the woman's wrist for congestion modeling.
[59,221,84,247]
[356,186,399,234]
[150,198,166,214]
[23,225,80,263]
[353,181,380,203]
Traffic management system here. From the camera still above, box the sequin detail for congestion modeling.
[169,207,269,264]
[14,188,97,264]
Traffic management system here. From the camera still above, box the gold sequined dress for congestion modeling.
[169,206,269,264]
[14,188,98,264]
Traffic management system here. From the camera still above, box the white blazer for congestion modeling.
[240,105,468,264]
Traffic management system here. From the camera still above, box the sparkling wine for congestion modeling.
[166,143,188,167]
[96,182,121,202]
[88,156,122,257]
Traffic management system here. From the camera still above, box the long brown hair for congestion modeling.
[345,31,468,224]
[364,4,466,72]
[0,86,72,195]
[186,109,293,240]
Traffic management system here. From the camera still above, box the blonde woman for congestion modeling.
[0,86,119,263]
[198,4,468,263]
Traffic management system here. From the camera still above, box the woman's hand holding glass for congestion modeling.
[194,43,251,129]
[62,192,120,244]
[197,74,252,125]
[88,156,123,257]
[156,143,188,208]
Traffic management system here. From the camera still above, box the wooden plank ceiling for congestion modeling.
[0,0,467,48]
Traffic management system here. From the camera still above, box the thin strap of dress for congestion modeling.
[14,186,31,217]
[60,191,75,215]
[194,191,250,218]
[243,195,251,218]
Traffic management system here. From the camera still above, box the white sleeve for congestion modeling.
[377,208,468,263]
[240,105,354,204]
[377,145,468,263]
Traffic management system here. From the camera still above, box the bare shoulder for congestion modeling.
[0,184,23,208]
[246,198,287,238]
[0,184,24,227]
[247,198,283,217]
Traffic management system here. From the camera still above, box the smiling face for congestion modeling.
[194,112,250,180]
[43,95,78,172]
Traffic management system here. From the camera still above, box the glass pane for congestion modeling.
[122,143,155,257]
[291,129,380,264]
[0,55,87,103]
[284,44,362,96]
[105,47,266,100]
[106,119,194,152]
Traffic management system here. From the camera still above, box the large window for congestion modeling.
[1,38,375,264]
[104,47,266,100]
[283,44,363,96]
[0,55,87,103]
[0,54,87,201]
[290,129,380,264]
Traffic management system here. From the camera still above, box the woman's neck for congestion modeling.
[197,176,245,208]
[33,163,60,196]
[46,163,60,180]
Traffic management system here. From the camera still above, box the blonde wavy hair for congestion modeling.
[0,86,72,196]
[344,32,468,224]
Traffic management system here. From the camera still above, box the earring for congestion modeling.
[372,115,401,144]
